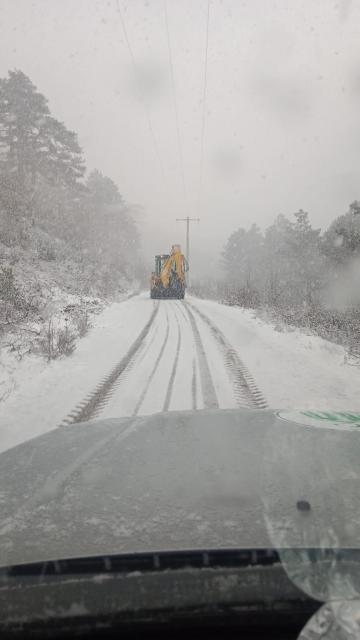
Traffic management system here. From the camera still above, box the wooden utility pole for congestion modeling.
[176,216,200,286]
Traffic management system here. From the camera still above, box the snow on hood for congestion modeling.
[0,408,359,571]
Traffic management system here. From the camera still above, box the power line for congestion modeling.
[199,0,210,188]
[163,0,187,200]
[115,0,165,181]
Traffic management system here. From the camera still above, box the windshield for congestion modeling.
[1,0,360,629]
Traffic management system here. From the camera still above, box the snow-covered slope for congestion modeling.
[0,239,138,402]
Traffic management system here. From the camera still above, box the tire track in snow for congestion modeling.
[175,300,190,324]
[136,323,160,366]
[59,303,159,426]
[163,311,181,411]
[192,358,198,410]
[89,323,160,419]
[187,301,267,409]
[133,308,171,416]
[184,304,219,409]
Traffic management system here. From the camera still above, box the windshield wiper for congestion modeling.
[0,548,281,579]
[0,548,322,638]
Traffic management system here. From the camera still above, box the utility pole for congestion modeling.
[176,216,200,287]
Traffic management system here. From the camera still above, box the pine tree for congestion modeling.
[287,210,323,305]
[0,70,85,189]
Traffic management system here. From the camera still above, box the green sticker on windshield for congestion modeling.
[302,411,360,426]
[277,410,360,430]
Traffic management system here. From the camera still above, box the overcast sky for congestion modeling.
[0,0,359,276]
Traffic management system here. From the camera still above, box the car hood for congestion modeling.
[0,407,359,567]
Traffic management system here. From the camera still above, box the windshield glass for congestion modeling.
[1,0,360,620]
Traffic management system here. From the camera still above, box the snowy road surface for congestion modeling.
[1,292,360,453]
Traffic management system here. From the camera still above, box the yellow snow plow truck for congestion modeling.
[150,245,188,299]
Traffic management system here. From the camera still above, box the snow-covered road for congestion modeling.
[1,292,360,453]
[84,297,267,423]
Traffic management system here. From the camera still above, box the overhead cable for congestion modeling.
[163,0,187,200]
[199,0,210,188]
[115,0,165,180]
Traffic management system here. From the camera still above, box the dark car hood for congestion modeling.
[0,408,359,567]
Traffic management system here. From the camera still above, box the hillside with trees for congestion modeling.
[215,205,360,357]
[0,70,141,368]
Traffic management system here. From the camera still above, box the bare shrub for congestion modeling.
[76,311,91,337]
[221,284,261,309]
[37,242,56,261]
[0,266,18,303]
[0,267,37,336]
[40,318,76,360]
[56,322,76,356]
[41,318,55,361]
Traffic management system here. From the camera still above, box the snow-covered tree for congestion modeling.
[222,224,264,287]
[284,210,323,305]
[0,70,85,188]
[222,210,324,307]
[84,170,140,281]
[322,207,360,266]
